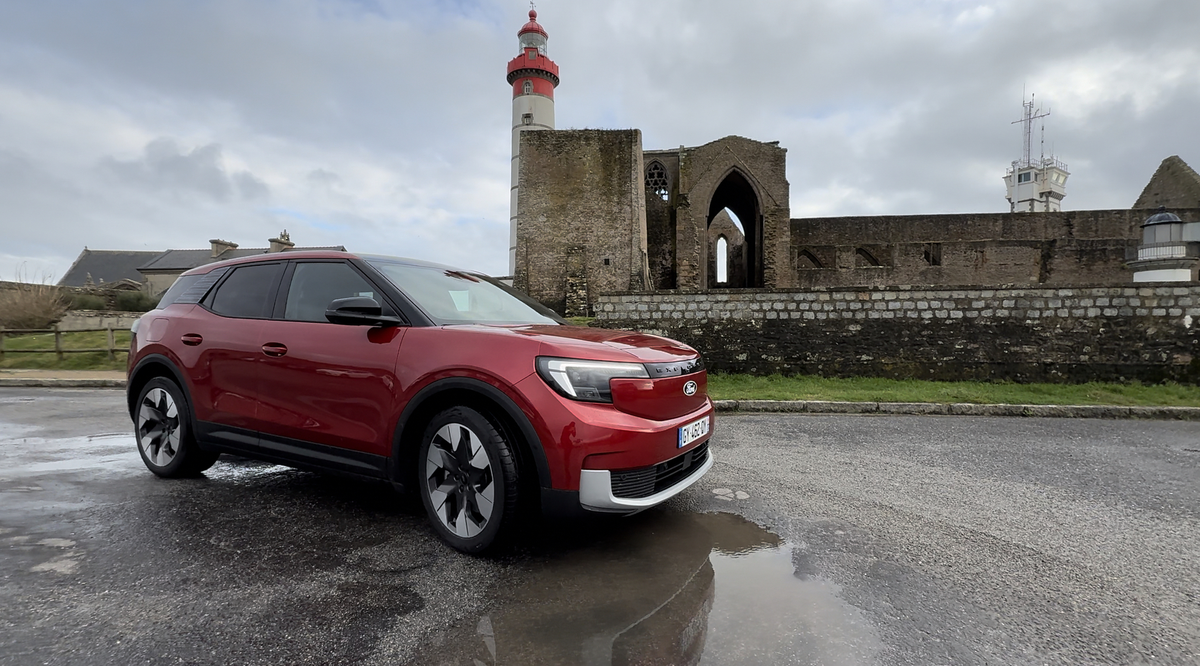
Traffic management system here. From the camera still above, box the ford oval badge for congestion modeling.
[683,380,698,396]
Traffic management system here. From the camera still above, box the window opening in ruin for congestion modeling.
[855,248,881,267]
[923,243,942,266]
[707,169,761,288]
[523,80,533,95]
[798,249,822,269]
[716,236,729,283]
[645,162,669,201]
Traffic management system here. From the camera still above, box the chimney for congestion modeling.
[210,239,239,258]
[268,229,295,253]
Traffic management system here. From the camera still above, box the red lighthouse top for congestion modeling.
[518,9,547,38]
[507,8,559,95]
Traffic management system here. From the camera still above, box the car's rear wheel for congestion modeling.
[418,406,519,554]
[135,377,219,478]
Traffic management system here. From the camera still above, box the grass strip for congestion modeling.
[707,373,1200,408]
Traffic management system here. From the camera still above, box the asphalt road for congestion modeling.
[1,387,1197,665]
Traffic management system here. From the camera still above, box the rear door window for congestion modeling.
[205,263,283,319]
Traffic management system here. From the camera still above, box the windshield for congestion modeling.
[367,260,563,326]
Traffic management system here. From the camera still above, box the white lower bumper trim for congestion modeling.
[578,449,714,514]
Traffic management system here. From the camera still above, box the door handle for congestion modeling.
[180,333,203,346]
[261,342,288,358]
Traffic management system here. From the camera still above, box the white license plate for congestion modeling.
[677,416,710,448]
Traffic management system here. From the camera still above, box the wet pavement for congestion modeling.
[1,387,1198,665]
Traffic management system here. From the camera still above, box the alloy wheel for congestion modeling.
[425,423,496,539]
[138,387,181,467]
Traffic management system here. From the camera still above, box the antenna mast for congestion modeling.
[1011,93,1050,168]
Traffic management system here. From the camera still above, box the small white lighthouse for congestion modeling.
[1003,94,1069,212]
[507,8,559,275]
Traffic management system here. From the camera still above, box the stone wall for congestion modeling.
[593,285,1200,383]
[515,129,649,314]
[58,310,141,332]
[789,209,1200,290]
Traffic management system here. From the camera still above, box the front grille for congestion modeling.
[610,442,710,499]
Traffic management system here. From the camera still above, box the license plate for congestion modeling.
[678,416,710,448]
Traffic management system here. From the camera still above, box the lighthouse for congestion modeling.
[507,8,559,276]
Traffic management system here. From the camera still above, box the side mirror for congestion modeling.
[325,297,404,327]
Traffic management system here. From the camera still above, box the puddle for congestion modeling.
[0,432,137,478]
[412,512,881,665]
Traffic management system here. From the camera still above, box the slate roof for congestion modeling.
[58,249,164,287]
[138,246,347,272]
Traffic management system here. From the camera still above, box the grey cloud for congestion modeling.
[100,138,268,202]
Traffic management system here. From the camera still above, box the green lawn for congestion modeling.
[1,329,131,371]
[707,373,1200,407]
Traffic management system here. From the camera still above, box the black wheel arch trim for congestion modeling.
[127,353,193,422]
[391,377,551,490]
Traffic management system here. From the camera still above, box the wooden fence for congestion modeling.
[0,325,127,361]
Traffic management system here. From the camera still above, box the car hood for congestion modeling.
[472,324,700,364]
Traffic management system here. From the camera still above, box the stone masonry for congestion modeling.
[515,129,649,314]
[594,285,1200,383]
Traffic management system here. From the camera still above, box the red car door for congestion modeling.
[180,262,282,440]
[254,260,406,458]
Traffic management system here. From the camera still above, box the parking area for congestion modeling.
[1,387,1198,665]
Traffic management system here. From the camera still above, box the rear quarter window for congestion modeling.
[205,263,283,319]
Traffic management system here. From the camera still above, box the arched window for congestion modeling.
[798,249,823,269]
[523,80,533,95]
[716,236,729,284]
[855,248,881,267]
[645,161,669,201]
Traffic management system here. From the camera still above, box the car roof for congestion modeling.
[181,250,471,276]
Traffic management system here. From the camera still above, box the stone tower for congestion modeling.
[507,8,559,275]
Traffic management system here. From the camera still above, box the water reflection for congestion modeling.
[416,512,881,665]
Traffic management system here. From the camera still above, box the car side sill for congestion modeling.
[196,421,389,479]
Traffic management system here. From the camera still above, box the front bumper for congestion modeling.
[579,443,714,514]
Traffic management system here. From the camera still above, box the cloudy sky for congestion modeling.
[2,0,1197,281]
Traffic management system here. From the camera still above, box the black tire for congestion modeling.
[134,377,219,478]
[418,406,520,554]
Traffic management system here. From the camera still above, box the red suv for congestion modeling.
[127,251,713,552]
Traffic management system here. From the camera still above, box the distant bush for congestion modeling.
[69,294,107,311]
[114,291,158,313]
[0,279,68,330]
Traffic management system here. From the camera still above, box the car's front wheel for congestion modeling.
[135,377,219,478]
[418,406,520,554]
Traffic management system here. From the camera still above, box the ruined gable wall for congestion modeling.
[675,137,791,289]
[515,130,649,314]
[1134,156,1200,210]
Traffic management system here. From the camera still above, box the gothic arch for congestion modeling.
[798,249,823,269]
[856,247,881,267]
[706,168,763,288]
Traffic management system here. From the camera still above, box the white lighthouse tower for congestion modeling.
[1003,94,1069,212]
[507,8,559,275]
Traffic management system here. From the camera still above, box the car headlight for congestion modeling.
[536,357,649,403]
